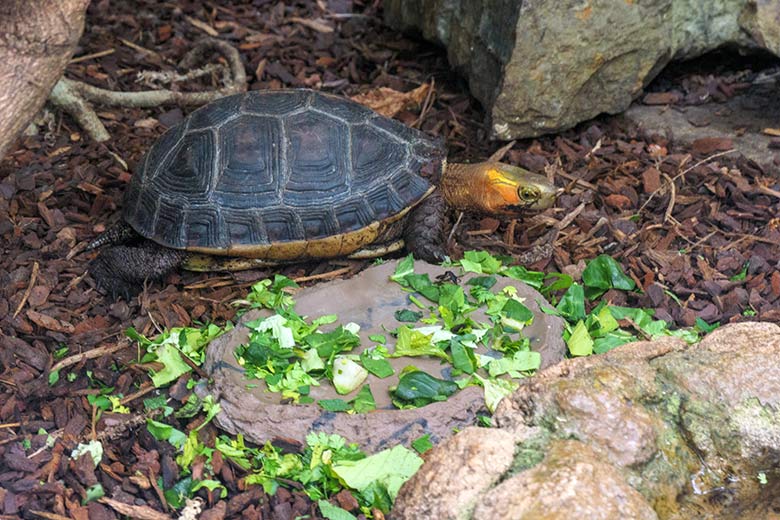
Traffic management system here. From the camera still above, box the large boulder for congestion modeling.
[392,322,780,519]
[385,0,778,139]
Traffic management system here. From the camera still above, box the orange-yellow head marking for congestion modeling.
[441,161,557,214]
[481,164,557,213]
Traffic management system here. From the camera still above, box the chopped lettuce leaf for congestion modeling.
[332,445,423,500]
[332,357,368,395]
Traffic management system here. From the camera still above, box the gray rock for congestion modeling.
[393,322,780,518]
[385,0,775,139]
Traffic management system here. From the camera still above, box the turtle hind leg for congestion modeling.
[89,242,186,300]
[404,191,450,263]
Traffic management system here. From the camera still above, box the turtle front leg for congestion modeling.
[89,242,186,300]
[404,191,450,263]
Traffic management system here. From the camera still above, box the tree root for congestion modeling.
[51,38,247,142]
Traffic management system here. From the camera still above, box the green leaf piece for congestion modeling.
[567,320,594,357]
[332,445,423,500]
[449,338,475,374]
[411,434,433,454]
[460,250,503,274]
[582,254,636,293]
[352,384,377,413]
[392,371,458,407]
[502,266,544,289]
[318,500,358,520]
[319,399,351,412]
[391,326,449,360]
[150,343,192,387]
[395,309,423,322]
[332,357,368,395]
[83,483,105,505]
[556,283,586,321]
[390,254,415,285]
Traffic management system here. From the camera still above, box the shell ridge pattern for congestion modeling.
[278,111,290,205]
[128,121,188,237]
[207,127,221,196]
[365,113,409,145]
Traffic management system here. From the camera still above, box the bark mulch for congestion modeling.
[1,1,779,518]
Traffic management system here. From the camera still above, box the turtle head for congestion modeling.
[442,161,557,215]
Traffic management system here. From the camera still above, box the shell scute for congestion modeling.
[214,115,282,209]
[283,110,350,206]
[188,94,242,130]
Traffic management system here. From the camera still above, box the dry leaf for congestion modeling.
[350,84,431,118]
[762,128,780,137]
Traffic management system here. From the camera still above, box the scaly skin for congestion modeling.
[404,191,450,262]
[89,242,185,299]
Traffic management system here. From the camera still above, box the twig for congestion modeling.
[756,184,780,199]
[673,149,735,182]
[624,318,653,340]
[13,261,39,318]
[119,382,158,406]
[70,48,115,64]
[148,467,169,513]
[661,172,677,223]
[136,63,223,89]
[119,38,171,65]
[555,202,585,230]
[554,169,598,192]
[411,78,435,129]
[292,266,352,283]
[638,149,736,215]
[50,339,131,374]
[447,211,464,243]
[504,219,517,246]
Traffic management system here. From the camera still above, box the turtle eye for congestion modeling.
[517,186,539,203]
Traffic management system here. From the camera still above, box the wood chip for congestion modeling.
[98,497,172,520]
[184,15,219,36]
[641,167,662,193]
[289,16,334,33]
[691,137,734,155]
[134,118,159,129]
[26,310,75,334]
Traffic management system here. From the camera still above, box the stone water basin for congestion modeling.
[204,259,565,452]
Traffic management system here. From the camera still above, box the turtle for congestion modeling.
[88,89,557,298]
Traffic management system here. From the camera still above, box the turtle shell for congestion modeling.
[123,89,445,259]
